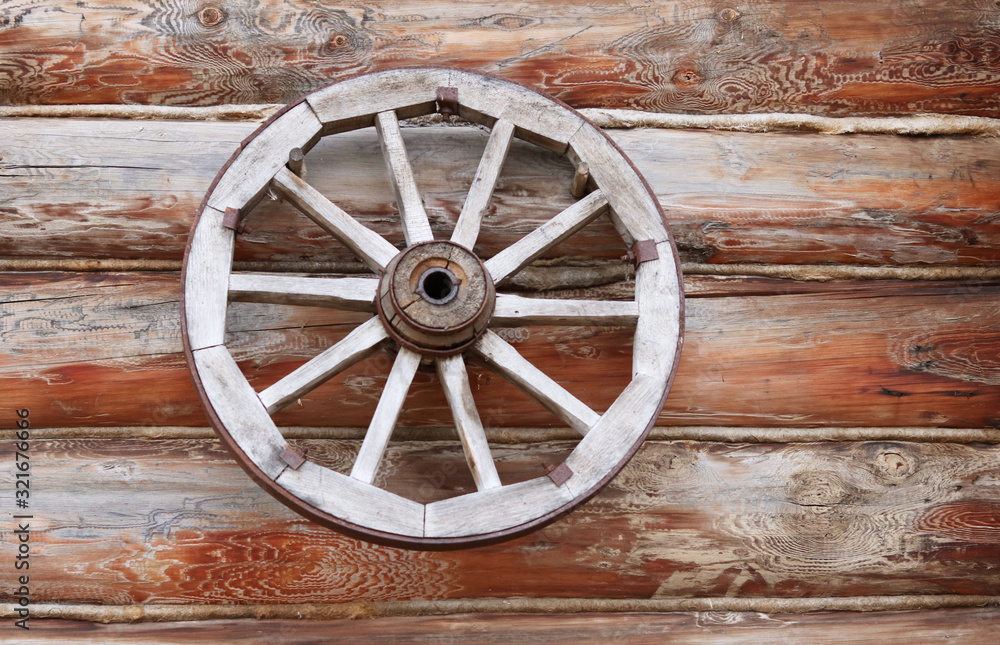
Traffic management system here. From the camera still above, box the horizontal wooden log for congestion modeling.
[2,438,999,603]
[16,608,1000,643]
[1,1,999,117]
[1,119,998,267]
[1,272,999,429]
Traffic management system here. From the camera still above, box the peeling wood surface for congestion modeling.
[2,272,999,429]
[1,1,1000,117]
[16,608,1000,644]
[1,438,999,603]
[1,119,998,267]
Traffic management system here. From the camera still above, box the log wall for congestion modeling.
[1,1,999,642]
[1,0,1000,117]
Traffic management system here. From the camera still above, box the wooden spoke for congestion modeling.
[451,118,515,249]
[376,110,435,246]
[350,348,421,485]
[436,355,502,491]
[271,167,398,272]
[229,274,378,312]
[493,294,638,327]
[473,331,599,436]
[484,189,609,284]
[258,317,388,414]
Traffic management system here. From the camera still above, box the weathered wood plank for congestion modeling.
[17,608,1000,644]
[191,345,286,479]
[1,1,998,117]
[182,206,233,350]
[276,460,426,538]
[3,438,1000,602]
[1,120,997,267]
[1,272,998,429]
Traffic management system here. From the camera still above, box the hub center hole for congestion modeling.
[417,267,459,305]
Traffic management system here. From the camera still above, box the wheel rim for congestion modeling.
[181,67,684,548]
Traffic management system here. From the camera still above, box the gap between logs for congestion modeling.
[27,426,1000,444]
[4,596,999,624]
[2,105,999,137]
[1,260,999,284]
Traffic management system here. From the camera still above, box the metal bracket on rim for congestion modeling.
[281,445,307,469]
[222,207,243,232]
[623,239,659,267]
[546,462,574,486]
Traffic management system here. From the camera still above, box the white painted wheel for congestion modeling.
[182,67,683,547]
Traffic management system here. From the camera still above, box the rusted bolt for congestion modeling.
[719,7,740,21]
[199,6,225,27]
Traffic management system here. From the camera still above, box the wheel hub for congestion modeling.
[377,241,496,355]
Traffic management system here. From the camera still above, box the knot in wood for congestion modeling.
[788,471,849,508]
[330,33,349,48]
[198,5,225,27]
[875,450,914,479]
[718,8,740,22]
[672,67,702,88]
[377,241,495,355]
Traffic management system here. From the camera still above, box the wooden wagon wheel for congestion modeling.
[182,67,683,548]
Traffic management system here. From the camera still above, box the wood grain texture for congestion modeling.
[228,273,378,311]
[351,347,422,485]
[269,166,399,271]
[375,109,435,246]
[2,438,999,603]
[181,205,233,350]
[206,102,322,214]
[492,294,638,327]
[451,117,515,249]
[436,355,502,491]
[1,1,999,117]
[1,120,997,267]
[16,609,1000,644]
[484,189,609,284]
[256,316,387,414]
[473,330,600,435]
[2,272,999,429]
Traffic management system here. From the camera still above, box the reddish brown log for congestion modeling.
[0,120,998,267]
[1,272,998,429]
[1,439,999,603]
[1,1,999,117]
[18,608,1000,644]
